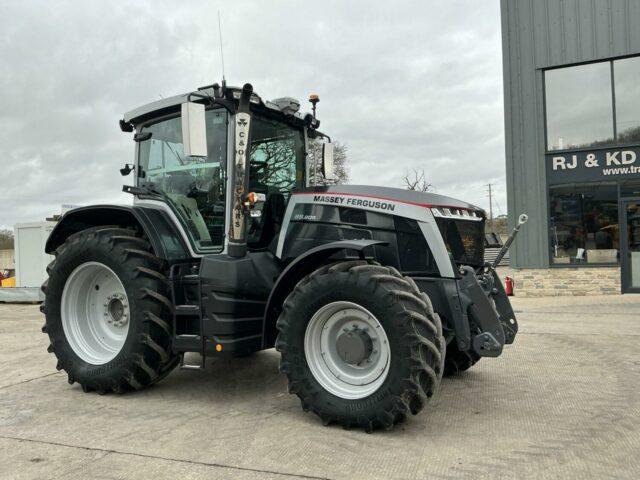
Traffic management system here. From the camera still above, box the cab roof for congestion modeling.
[122,84,311,128]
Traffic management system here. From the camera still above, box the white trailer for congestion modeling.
[0,222,55,302]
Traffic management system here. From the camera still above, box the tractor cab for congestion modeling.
[120,83,332,257]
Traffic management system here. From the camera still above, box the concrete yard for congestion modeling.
[1,296,639,480]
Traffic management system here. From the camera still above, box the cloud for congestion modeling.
[0,0,507,228]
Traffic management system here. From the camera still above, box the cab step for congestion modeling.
[179,351,205,370]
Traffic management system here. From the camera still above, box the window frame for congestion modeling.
[543,53,640,154]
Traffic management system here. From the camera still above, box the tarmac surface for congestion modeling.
[1,295,639,479]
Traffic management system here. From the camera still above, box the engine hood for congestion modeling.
[301,185,485,216]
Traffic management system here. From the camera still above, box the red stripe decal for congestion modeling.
[292,191,479,212]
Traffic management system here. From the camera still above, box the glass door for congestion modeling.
[621,201,640,293]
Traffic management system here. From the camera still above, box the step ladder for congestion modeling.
[169,264,206,370]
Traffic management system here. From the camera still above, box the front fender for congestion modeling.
[261,239,387,348]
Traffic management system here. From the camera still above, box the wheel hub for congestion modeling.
[105,293,128,327]
[336,327,373,365]
[304,301,391,400]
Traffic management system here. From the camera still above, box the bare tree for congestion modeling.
[249,138,349,192]
[0,229,14,250]
[402,168,432,192]
[307,139,349,185]
[250,139,301,193]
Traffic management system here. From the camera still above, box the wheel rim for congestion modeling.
[304,301,391,400]
[61,262,130,365]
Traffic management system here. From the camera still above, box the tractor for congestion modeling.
[41,81,524,431]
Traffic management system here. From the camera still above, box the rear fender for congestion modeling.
[45,205,191,261]
[261,239,387,348]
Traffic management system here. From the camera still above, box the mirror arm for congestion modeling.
[308,129,331,142]
[186,92,235,116]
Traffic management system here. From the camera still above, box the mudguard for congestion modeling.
[45,204,191,261]
[261,239,388,348]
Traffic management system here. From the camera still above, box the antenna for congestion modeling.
[217,10,226,85]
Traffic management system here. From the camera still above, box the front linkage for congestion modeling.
[456,213,528,358]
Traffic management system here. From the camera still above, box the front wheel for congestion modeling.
[443,341,481,376]
[276,261,445,431]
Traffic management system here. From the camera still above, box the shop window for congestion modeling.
[621,181,640,198]
[614,56,640,144]
[549,184,619,265]
[545,62,614,151]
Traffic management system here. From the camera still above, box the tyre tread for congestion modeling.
[276,260,445,431]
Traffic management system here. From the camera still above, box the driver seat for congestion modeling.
[249,193,286,250]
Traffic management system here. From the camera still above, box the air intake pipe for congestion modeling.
[228,83,253,258]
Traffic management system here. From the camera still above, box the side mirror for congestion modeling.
[321,142,335,181]
[181,102,208,157]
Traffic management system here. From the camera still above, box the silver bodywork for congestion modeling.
[275,191,457,278]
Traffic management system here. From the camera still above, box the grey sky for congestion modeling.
[0,0,507,229]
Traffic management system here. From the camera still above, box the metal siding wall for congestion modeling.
[501,0,640,268]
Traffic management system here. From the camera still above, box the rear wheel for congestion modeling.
[41,227,179,393]
[276,260,445,431]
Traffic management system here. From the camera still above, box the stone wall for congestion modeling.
[512,267,621,297]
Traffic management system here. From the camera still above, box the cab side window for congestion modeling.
[247,117,305,249]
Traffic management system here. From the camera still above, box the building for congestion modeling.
[501,0,640,295]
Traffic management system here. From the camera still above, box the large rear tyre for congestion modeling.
[276,261,445,431]
[40,227,179,393]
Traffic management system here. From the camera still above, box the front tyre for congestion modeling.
[276,261,445,431]
[41,227,179,393]
[443,341,480,376]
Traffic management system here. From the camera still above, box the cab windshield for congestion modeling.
[137,110,305,252]
[436,218,486,267]
[138,109,228,252]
